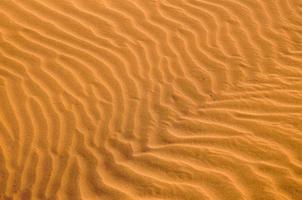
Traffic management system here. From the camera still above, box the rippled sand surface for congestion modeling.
[0,0,302,199]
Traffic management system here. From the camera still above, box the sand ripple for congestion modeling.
[0,0,302,199]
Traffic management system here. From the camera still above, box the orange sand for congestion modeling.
[0,0,302,199]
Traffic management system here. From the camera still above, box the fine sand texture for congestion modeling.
[0,0,302,199]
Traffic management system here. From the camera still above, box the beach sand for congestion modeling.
[0,0,302,199]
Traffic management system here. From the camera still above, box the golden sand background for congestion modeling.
[0,0,302,199]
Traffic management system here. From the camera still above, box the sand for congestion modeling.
[0,0,302,199]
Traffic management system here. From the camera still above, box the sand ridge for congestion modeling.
[0,0,302,199]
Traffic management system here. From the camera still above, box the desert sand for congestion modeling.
[0,0,302,199]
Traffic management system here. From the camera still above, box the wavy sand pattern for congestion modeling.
[0,0,302,199]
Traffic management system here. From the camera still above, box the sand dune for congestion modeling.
[0,0,302,199]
